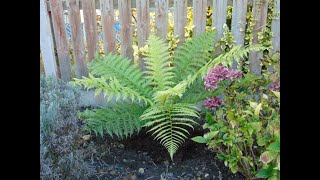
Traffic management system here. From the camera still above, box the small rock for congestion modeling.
[109,170,117,176]
[142,161,146,164]
[142,152,148,156]
[131,174,137,180]
[196,171,203,176]
[204,173,209,178]
[195,167,199,170]
[123,159,128,162]
[124,174,137,180]
[138,168,145,174]
[164,160,169,165]
[118,144,124,148]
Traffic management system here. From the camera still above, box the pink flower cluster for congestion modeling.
[204,64,242,91]
[203,65,242,109]
[269,81,280,92]
[204,97,222,109]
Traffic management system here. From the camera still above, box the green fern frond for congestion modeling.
[143,34,174,92]
[141,103,200,160]
[79,102,147,139]
[173,31,217,83]
[73,74,153,106]
[152,45,265,103]
[178,78,231,104]
[90,53,153,98]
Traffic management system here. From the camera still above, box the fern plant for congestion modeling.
[73,31,264,160]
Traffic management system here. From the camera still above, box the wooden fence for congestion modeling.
[40,0,280,82]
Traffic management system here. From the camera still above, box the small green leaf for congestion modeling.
[217,154,225,160]
[254,103,263,118]
[205,112,215,124]
[249,101,258,109]
[250,122,262,133]
[256,166,274,178]
[205,131,219,140]
[267,142,280,152]
[260,151,277,163]
[191,136,208,144]
[227,111,235,121]
[268,175,278,180]
[271,91,280,99]
[257,137,267,146]
[271,52,280,61]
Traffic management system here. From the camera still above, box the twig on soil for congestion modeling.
[151,160,157,168]
[145,176,156,180]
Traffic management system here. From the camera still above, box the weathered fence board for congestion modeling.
[100,0,116,54]
[136,0,150,70]
[118,0,134,59]
[83,0,98,61]
[270,0,280,54]
[50,0,72,81]
[212,0,228,40]
[193,0,207,36]
[40,0,58,77]
[231,0,248,69]
[155,0,168,39]
[174,0,187,43]
[248,0,269,75]
[67,0,88,78]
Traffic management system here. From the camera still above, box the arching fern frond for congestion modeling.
[90,53,153,99]
[79,102,147,139]
[152,45,265,103]
[143,34,174,92]
[173,31,217,83]
[178,78,231,104]
[141,103,200,160]
[73,74,153,106]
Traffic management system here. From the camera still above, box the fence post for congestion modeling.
[270,0,280,55]
[100,0,116,54]
[136,0,150,70]
[231,0,248,69]
[67,0,88,78]
[248,0,269,75]
[193,0,207,36]
[40,0,58,78]
[212,0,228,53]
[118,0,134,59]
[83,0,98,61]
[174,0,187,43]
[49,0,72,81]
[155,0,168,39]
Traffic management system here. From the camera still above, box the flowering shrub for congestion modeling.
[204,64,242,91]
[193,68,280,179]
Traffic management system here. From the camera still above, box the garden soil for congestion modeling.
[80,125,245,180]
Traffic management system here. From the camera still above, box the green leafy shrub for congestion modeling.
[40,75,96,179]
[73,32,264,160]
[192,64,280,179]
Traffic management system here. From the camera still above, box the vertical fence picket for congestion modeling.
[100,0,116,54]
[50,0,72,81]
[248,0,268,75]
[212,0,228,40]
[67,0,88,78]
[83,0,98,61]
[155,0,168,39]
[231,0,248,69]
[40,0,58,78]
[174,0,187,43]
[193,0,207,36]
[270,0,280,54]
[136,0,150,70]
[118,0,134,59]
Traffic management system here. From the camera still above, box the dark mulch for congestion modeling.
[81,126,245,180]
